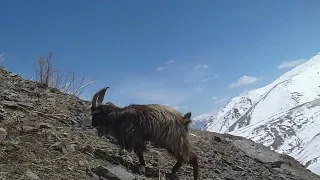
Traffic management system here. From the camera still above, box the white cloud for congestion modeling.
[155,60,175,72]
[201,74,219,82]
[181,105,189,109]
[195,64,208,69]
[215,97,228,104]
[195,87,205,91]
[156,67,164,71]
[170,105,189,111]
[172,106,180,110]
[207,108,219,114]
[277,59,306,69]
[212,96,218,101]
[239,90,249,96]
[165,60,175,65]
[133,88,187,106]
[229,75,258,88]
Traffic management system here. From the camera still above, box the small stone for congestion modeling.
[25,169,40,179]
[91,165,135,180]
[232,165,244,171]
[9,73,18,77]
[214,169,221,174]
[17,112,26,118]
[0,104,4,116]
[47,97,56,106]
[62,132,69,136]
[78,160,85,166]
[17,102,34,109]
[271,161,284,168]
[66,144,76,152]
[62,147,68,154]
[225,178,235,180]
[0,128,7,142]
[21,125,38,133]
[213,136,222,142]
[37,123,52,129]
[1,100,18,108]
[50,142,63,150]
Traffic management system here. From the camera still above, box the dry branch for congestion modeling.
[0,53,5,68]
[35,52,94,97]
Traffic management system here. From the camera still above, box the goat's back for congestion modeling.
[121,104,193,160]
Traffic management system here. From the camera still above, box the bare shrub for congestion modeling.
[0,53,5,68]
[35,52,94,97]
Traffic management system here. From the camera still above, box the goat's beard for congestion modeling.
[96,125,115,138]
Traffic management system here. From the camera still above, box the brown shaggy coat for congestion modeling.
[91,87,199,180]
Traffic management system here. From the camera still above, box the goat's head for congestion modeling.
[91,87,117,137]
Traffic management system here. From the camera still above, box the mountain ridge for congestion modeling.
[201,52,320,175]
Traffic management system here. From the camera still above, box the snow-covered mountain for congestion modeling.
[202,52,320,174]
[191,114,213,129]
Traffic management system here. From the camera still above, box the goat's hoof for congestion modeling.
[167,173,178,179]
[138,165,146,175]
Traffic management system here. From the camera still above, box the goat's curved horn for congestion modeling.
[92,87,109,108]
[97,87,109,105]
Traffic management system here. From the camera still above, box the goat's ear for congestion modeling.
[184,112,192,119]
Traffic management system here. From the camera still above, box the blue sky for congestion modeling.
[1,0,320,117]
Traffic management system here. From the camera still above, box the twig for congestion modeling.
[34,52,94,97]
[50,152,70,162]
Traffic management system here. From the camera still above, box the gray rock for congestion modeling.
[1,100,18,108]
[25,169,40,179]
[91,165,136,180]
[0,107,4,120]
[9,73,18,77]
[78,160,85,167]
[17,101,34,109]
[21,125,38,133]
[62,147,68,154]
[47,97,56,106]
[37,123,52,129]
[0,104,4,113]
[50,142,64,151]
[0,128,7,142]
[66,144,76,153]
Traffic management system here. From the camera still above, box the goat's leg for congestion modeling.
[118,138,133,156]
[188,152,199,180]
[134,146,147,175]
[170,157,184,178]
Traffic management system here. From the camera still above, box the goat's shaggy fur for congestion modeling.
[90,87,199,180]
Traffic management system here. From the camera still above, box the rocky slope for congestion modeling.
[0,67,319,180]
[202,52,320,174]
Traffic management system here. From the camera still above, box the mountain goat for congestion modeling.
[90,87,199,179]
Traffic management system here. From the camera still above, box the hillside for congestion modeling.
[202,52,320,174]
[0,67,319,180]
